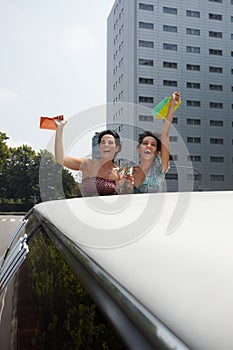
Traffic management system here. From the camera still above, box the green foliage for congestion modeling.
[27,232,127,349]
[5,145,37,200]
[0,132,10,199]
[0,132,79,208]
[0,132,10,169]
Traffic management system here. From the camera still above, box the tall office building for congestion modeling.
[92,132,101,159]
[107,0,233,191]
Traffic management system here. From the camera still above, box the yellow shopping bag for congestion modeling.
[152,97,181,119]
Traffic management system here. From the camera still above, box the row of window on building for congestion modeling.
[138,116,233,127]
[165,173,226,182]
[114,78,232,92]
[113,90,233,109]
[113,59,233,89]
[139,11,233,21]
[138,60,233,74]
[113,89,233,106]
[168,137,230,145]
[138,78,232,92]
[113,41,233,61]
[113,94,233,107]
[169,155,228,163]
[139,22,233,39]
[113,107,233,127]
[138,97,233,109]
[113,47,233,79]
[139,41,233,56]
[169,137,233,145]
[139,2,233,13]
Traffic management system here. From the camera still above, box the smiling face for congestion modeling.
[137,136,158,160]
[99,134,119,160]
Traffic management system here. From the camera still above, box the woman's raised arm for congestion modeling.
[54,118,83,170]
[161,91,180,173]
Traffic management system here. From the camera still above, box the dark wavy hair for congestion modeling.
[98,129,121,149]
[138,131,161,151]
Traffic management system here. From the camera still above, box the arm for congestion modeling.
[54,118,83,170]
[161,91,180,173]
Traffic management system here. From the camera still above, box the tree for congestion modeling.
[0,132,10,199]
[27,233,127,349]
[0,131,78,208]
[4,145,37,201]
[0,132,10,169]
[38,149,77,202]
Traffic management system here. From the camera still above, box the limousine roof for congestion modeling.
[33,190,233,350]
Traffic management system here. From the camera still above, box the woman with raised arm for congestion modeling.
[133,92,180,193]
[54,118,122,197]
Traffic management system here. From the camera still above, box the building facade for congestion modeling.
[92,132,101,159]
[107,0,233,191]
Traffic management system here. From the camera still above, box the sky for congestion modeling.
[0,0,115,154]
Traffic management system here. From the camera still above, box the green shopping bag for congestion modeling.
[152,97,181,119]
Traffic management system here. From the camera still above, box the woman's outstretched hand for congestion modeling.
[170,91,180,106]
[54,115,67,128]
[116,167,134,194]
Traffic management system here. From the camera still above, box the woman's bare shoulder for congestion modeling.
[80,158,96,169]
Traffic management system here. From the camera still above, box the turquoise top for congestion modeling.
[134,154,166,193]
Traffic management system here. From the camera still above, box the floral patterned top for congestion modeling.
[134,154,166,193]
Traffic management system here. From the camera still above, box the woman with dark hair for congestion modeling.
[54,119,121,197]
[133,92,180,193]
